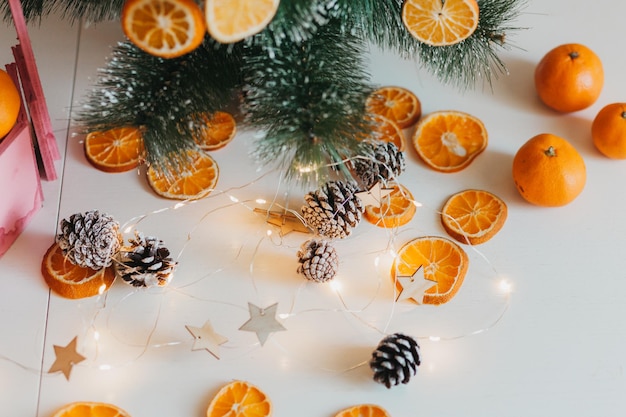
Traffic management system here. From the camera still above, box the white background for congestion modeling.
[2,1,626,415]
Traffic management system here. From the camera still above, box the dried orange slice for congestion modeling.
[363,183,416,228]
[366,86,422,129]
[84,127,144,173]
[205,0,280,44]
[392,236,469,305]
[369,114,406,151]
[206,380,271,417]
[412,110,487,172]
[441,189,507,245]
[41,242,116,300]
[335,404,391,417]
[121,0,206,58]
[52,401,131,417]
[193,111,237,151]
[147,149,219,200]
[402,0,479,46]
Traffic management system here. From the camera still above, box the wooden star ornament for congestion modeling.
[355,181,394,208]
[239,302,286,346]
[48,336,86,380]
[253,208,312,236]
[185,320,228,359]
[396,266,437,304]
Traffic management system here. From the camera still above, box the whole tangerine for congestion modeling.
[512,133,586,207]
[534,43,603,112]
[0,69,21,139]
[591,103,626,159]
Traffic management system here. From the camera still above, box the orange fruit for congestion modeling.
[84,127,144,173]
[534,43,604,112]
[147,149,219,200]
[412,110,487,172]
[205,0,280,44]
[363,183,417,228]
[392,236,469,305]
[369,114,406,151]
[51,402,131,417]
[41,242,116,299]
[0,68,22,139]
[206,380,271,417]
[121,0,206,58]
[592,102,626,159]
[512,133,586,207]
[366,86,421,129]
[334,404,391,417]
[440,189,507,245]
[402,0,479,46]
[193,111,237,151]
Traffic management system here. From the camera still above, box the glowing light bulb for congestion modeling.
[174,202,185,209]
[99,364,112,371]
[256,198,267,204]
[330,280,342,292]
[123,226,133,233]
[412,200,423,208]
[229,195,239,203]
[429,336,441,342]
[93,331,100,341]
[498,279,512,294]
[98,284,107,295]
[278,313,290,319]
[374,256,380,268]
[266,229,273,237]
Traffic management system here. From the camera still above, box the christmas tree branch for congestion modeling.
[242,19,374,184]
[77,40,243,171]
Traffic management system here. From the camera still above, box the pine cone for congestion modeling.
[56,210,121,269]
[352,141,406,190]
[301,180,363,239]
[296,238,338,282]
[115,232,177,288]
[370,333,421,388]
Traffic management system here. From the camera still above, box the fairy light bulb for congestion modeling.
[329,280,342,292]
[256,198,267,204]
[498,279,512,294]
[229,195,239,203]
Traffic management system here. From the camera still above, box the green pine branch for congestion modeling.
[2,0,124,22]
[77,40,243,171]
[242,19,374,184]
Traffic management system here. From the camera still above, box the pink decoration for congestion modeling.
[0,65,43,258]
[8,0,59,181]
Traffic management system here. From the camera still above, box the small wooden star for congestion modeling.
[253,208,312,236]
[48,336,85,380]
[239,302,286,346]
[396,266,436,304]
[355,181,394,208]
[186,320,228,359]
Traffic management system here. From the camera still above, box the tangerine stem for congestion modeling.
[569,51,579,60]
[544,145,557,157]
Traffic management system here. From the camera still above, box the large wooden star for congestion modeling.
[254,208,312,236]
[396,266,436,304]
[239,302,286,346]
[185,320,228,359]
[48,336,85,380]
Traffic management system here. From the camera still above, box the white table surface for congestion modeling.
[2,1,626,415]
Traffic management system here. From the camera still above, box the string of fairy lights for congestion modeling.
[1,160,513,381]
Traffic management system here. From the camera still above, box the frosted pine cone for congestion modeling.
[56,210,121,269]
[296,238,338,282]
[352,141,406,190]
[301,180,363,239]
[115,232,177,288]
[370,333,421,388]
